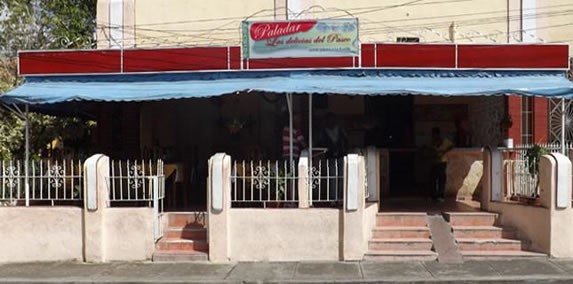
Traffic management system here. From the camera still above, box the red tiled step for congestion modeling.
[369,238,433,251]
[456,238,522,251]
[364,250,438,261]
[372,226,431,239]
[460,250,546,259]
[166,212,208,227]
[452,226,515,239]
[156,239,208,252]
[153,250,208,262]
[444,212,497,226]
[164,227,207,240]
[377,213,428,227]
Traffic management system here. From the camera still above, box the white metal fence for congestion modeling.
[230,158,345,208]
[309,159,344,205]
[0,160,83,206]
[108,159,165,241]
[231,160,299,208]
[109,160,165,203]
[504,143,573,199]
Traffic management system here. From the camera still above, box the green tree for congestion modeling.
[0,0,97,159]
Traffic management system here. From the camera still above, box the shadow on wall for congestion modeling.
[446,150,483,200]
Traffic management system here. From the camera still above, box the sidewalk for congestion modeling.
[2,258,573,283]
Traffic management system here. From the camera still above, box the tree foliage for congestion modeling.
[0,0,97,159]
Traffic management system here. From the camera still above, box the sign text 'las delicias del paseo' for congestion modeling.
[242,19,359,59]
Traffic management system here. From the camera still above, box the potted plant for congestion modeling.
[526,145,548,175]
[524,144,548,199]
[266,169,289,208]
[226,117,245,135]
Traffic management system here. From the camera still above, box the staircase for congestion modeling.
[364,212,438,261]
[445,212,545,258]
[153,212,209,261]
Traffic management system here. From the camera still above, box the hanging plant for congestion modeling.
[500,114,513,129]
[226,117,245,135]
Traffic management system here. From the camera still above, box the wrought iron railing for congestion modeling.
[309,159,344,205]
[108,160,165,204]
[230,158,345,208]
[0,160,83,206]
[503,143,573,199]
[231,160,299,208]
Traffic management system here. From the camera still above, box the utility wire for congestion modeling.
[95,8,573,46]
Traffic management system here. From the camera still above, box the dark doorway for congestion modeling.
[365,96,417,197]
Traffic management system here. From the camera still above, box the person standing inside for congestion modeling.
[281,113,306,205]
[430,127,454,201]
[319,113,349,202]
[320,113,349,159]
[282,113,307,162]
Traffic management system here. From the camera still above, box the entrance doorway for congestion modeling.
[365,96,417,197]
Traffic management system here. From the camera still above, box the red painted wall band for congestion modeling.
[18,44,570,75]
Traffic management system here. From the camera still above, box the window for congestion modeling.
[521,97,533,144]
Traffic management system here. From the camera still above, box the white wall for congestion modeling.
[362,202,378,250]
[0,207,83,263]
[104,208,155,261]
[229,208,340,261]
[486,202,550,253]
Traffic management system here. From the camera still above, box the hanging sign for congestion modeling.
[242,19,359,59]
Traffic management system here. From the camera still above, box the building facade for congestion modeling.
[1,1,573,263]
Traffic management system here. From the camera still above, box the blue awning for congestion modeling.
[2,69,573,105]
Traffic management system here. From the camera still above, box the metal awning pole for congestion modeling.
[308,93,313,207]
[25,104,30,206]
[286,93,293,169]
[562,97,566,155]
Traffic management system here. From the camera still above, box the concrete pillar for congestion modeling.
[96,0,110,49]
[507,0,522,43]
[123,0,136,48]
[538,155,555,209]
[82,154,110,262]
[207,153,231,262]
[274,0,287,20]
[342,154,366,260]
[298,151,309,208]
[539,153,573,258]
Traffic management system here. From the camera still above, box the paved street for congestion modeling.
[2,258,573,283]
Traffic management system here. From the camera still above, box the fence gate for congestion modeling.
[109,159,165,241]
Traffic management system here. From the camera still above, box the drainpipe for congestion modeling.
[308,93,312,206]
[287,93,293,169]
[25,104,30,206]
[562,97,566,155]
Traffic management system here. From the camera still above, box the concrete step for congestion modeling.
[372,226,431,239]
[364,250,438,261]
[166,212,208,227]
[152,251,208,262]
[377,213,428,227]
[452,226,515,239]
[460,250,547,259]
[456,238,522,251]
[164,227,207,240]
[444,212,498,226]
[369,238,433,251]
[156,239,209,252]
